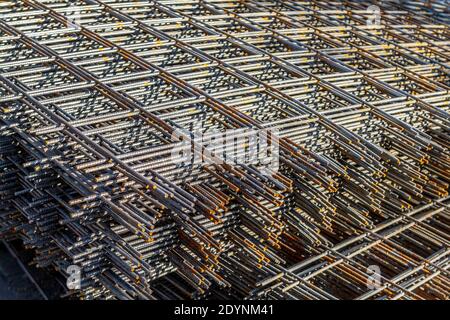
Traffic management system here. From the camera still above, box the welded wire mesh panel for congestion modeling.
[0,0,449,300]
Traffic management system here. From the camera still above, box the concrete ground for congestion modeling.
[0,242,43,300]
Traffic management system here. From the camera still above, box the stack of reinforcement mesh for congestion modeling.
[0,0,449,300]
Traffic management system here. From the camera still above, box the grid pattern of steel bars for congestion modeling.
[0,0,449,300]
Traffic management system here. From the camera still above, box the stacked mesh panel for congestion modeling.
[0,0,449,300]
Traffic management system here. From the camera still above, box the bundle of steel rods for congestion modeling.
[0,0,449,300]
